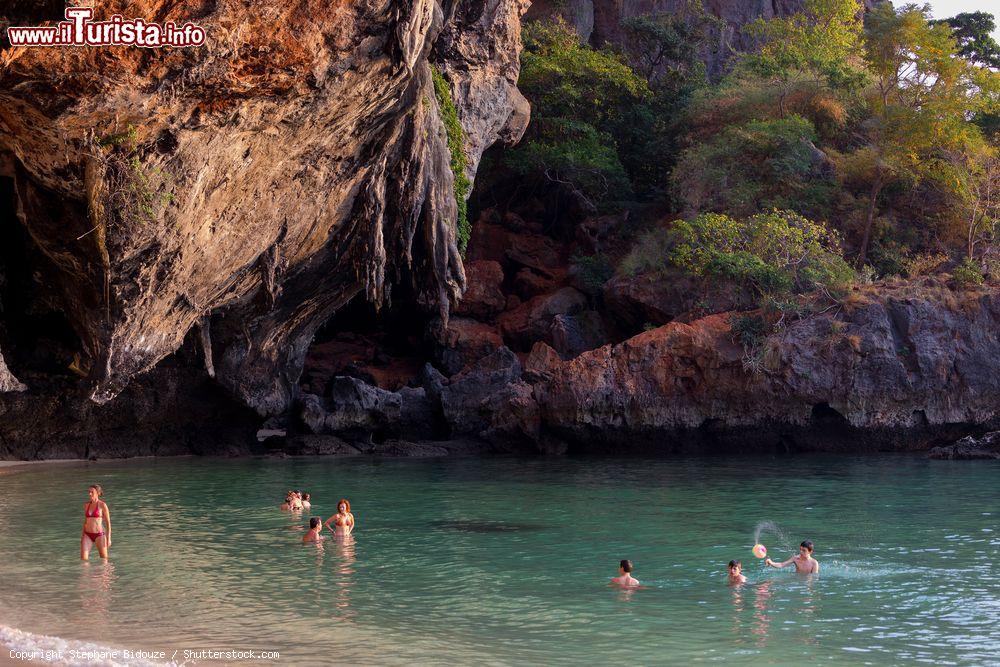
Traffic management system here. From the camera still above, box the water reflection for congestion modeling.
[331,534,356,620]
[77,561,116,634]
[730,582,746,638]
[752,579,773,646]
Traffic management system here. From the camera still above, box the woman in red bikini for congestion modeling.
[81,484,111,560]
[324,498,355,536]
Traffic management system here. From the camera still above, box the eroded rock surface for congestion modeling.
[929,432,1000,460]
[0,0,529,417]
[531,287,1000,449]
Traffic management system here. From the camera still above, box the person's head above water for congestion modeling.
[619,559,633,574]
[303,493,310,501]
[310,517,321,530]
[800,540,814,555]
[338,499,351,513]
[728,559,742,570]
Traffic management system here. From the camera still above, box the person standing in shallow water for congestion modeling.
[81,484,111,560]
[325,499,355,536]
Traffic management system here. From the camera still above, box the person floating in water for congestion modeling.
[81,484,111,561]
[302,517,324,543]
[610,559,640,588]
[325,499,355,536]
[728,559,747,584]
[766,540,819,573]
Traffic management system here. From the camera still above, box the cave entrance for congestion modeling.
[300,279,435,396]
[0,172,82,380]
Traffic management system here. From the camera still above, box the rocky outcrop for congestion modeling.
[529,286,1000,450]
[929,432,1000,460]
[454,260,506,318]
[0,0,529,419]
[440,346,540,445]
[438,317,504,374]
[0,349,25,393]
[498,286,589,350]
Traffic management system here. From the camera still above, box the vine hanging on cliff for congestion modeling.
[431,66,471,253]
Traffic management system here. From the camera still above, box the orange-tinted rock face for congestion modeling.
[0,0,529,415]
[531,288,1000,449]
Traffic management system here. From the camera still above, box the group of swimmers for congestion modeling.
[285,495,356,544]
[82,482,820,585]
[611,540,820,589]
[281,490,312,511]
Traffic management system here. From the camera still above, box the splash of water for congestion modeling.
[753,520,792,552]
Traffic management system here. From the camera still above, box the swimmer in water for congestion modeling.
[324,499,355,536]
[81,484,111,560]
[610,559,640,588]
[302,493,311,510]
[766,540,820,574]
[281,492,303,511]
[302,517,324,543]
[728,560,747,584]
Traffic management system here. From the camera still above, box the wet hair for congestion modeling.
[619,559,633,573]
[728,560,741,569]
[303,493,310,501]
[800,540,814,552]
[310,517,321,529]
[88,484,103,497]
[338,498,351,513]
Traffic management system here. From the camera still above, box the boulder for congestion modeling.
[299,379,400,438]
[438,318,505,375]
[513,267,560,299]
[549,311,608,359]
[440,347,539,444]
[929,432,1000,460]
[454,260,506,319]
[498,287,589,351]
[285,434,362,457]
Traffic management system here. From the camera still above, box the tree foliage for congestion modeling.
[668,210,854,298]
[933,11,1000,69]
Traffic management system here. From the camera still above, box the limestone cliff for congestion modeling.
[527,285,1000,451]
[525,0,807,76]
[0,0,528,417]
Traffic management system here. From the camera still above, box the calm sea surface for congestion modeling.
[0,455,997,665]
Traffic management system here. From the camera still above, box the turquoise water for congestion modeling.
[0,455,998,665]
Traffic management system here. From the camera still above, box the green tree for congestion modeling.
[671,115,835,218]
[743,0,867,106]
[667,210,854,299]
[933,11,1000,68]
[509,18,651,207]
[848,3,989,265]
[619,1,718,89]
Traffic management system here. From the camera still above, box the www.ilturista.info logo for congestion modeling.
[6,6,206,47]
